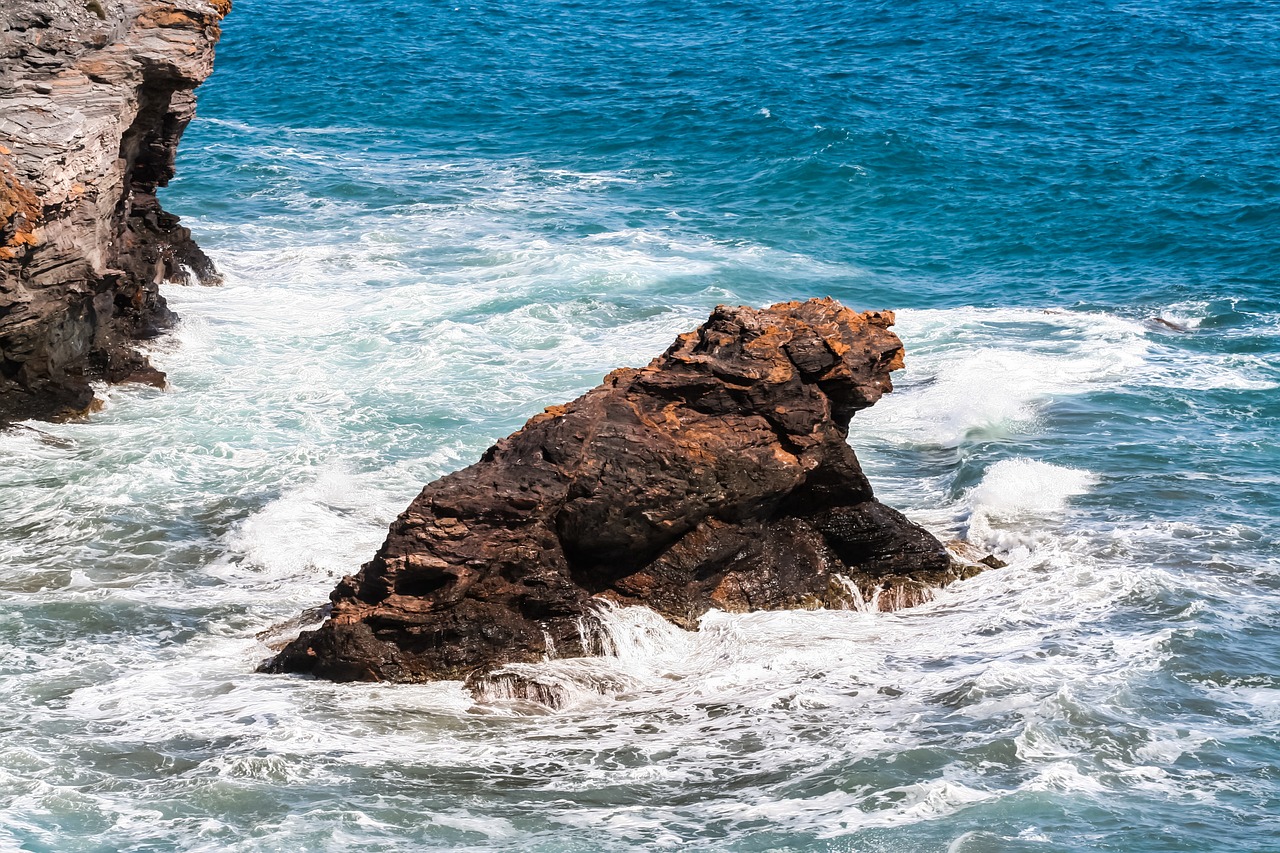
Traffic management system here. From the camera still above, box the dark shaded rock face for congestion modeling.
[268,298,972,685]
[0,0,229,423]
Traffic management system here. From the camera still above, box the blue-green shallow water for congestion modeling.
[2,0,1279,850]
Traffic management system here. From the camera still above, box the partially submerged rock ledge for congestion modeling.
[0,0,229,423]
[267,298,990,686]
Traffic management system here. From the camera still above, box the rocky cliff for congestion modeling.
[0,0,229,423]
[267,298,985,685]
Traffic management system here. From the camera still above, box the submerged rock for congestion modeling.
[267,298,973,684]
[0,0,230,423]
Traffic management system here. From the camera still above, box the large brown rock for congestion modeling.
[267,298,972,685]
[0,0,229,423]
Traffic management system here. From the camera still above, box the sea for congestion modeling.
[2,0,1278,850]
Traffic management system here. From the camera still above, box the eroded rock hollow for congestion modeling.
[0,0,230,423]
[268,298,976,684]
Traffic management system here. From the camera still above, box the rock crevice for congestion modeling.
[0,0,228,422]
[268,298,979,685]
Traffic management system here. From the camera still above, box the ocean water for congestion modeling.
[3,0,1279,850]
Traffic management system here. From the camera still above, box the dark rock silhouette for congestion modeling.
[268,298,980,685]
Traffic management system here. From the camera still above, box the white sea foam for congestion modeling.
[964,458,1097,554]
[852,307,1148,448]
[969,458,1096,519]
[854,305,1277,450]
[207,464,395,586]
[3,144,1277,849]
[1155,300,1209,331]
[1,504,1256,851]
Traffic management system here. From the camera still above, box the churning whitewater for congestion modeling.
[3,0,1279,850]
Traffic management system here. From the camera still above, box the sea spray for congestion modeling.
[965,458,1098,556]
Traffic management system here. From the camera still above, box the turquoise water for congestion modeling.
[2,0,1279,850]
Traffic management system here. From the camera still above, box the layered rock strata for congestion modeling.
[0,0,229,423]
[269,298,979,685]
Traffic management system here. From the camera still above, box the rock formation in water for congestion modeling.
[268,298,984,685]
[0,0,229,423]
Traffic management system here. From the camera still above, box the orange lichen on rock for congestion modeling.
[0,157,41,260]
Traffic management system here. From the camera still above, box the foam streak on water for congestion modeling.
[3,0,1280,850]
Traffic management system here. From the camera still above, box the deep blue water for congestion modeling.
[1,1,1278,850]
[184,0,1280,304]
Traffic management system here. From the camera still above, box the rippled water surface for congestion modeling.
[2,1,1279,850]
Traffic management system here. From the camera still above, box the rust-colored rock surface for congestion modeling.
[267,298,970,684]
[0,0,229,422]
